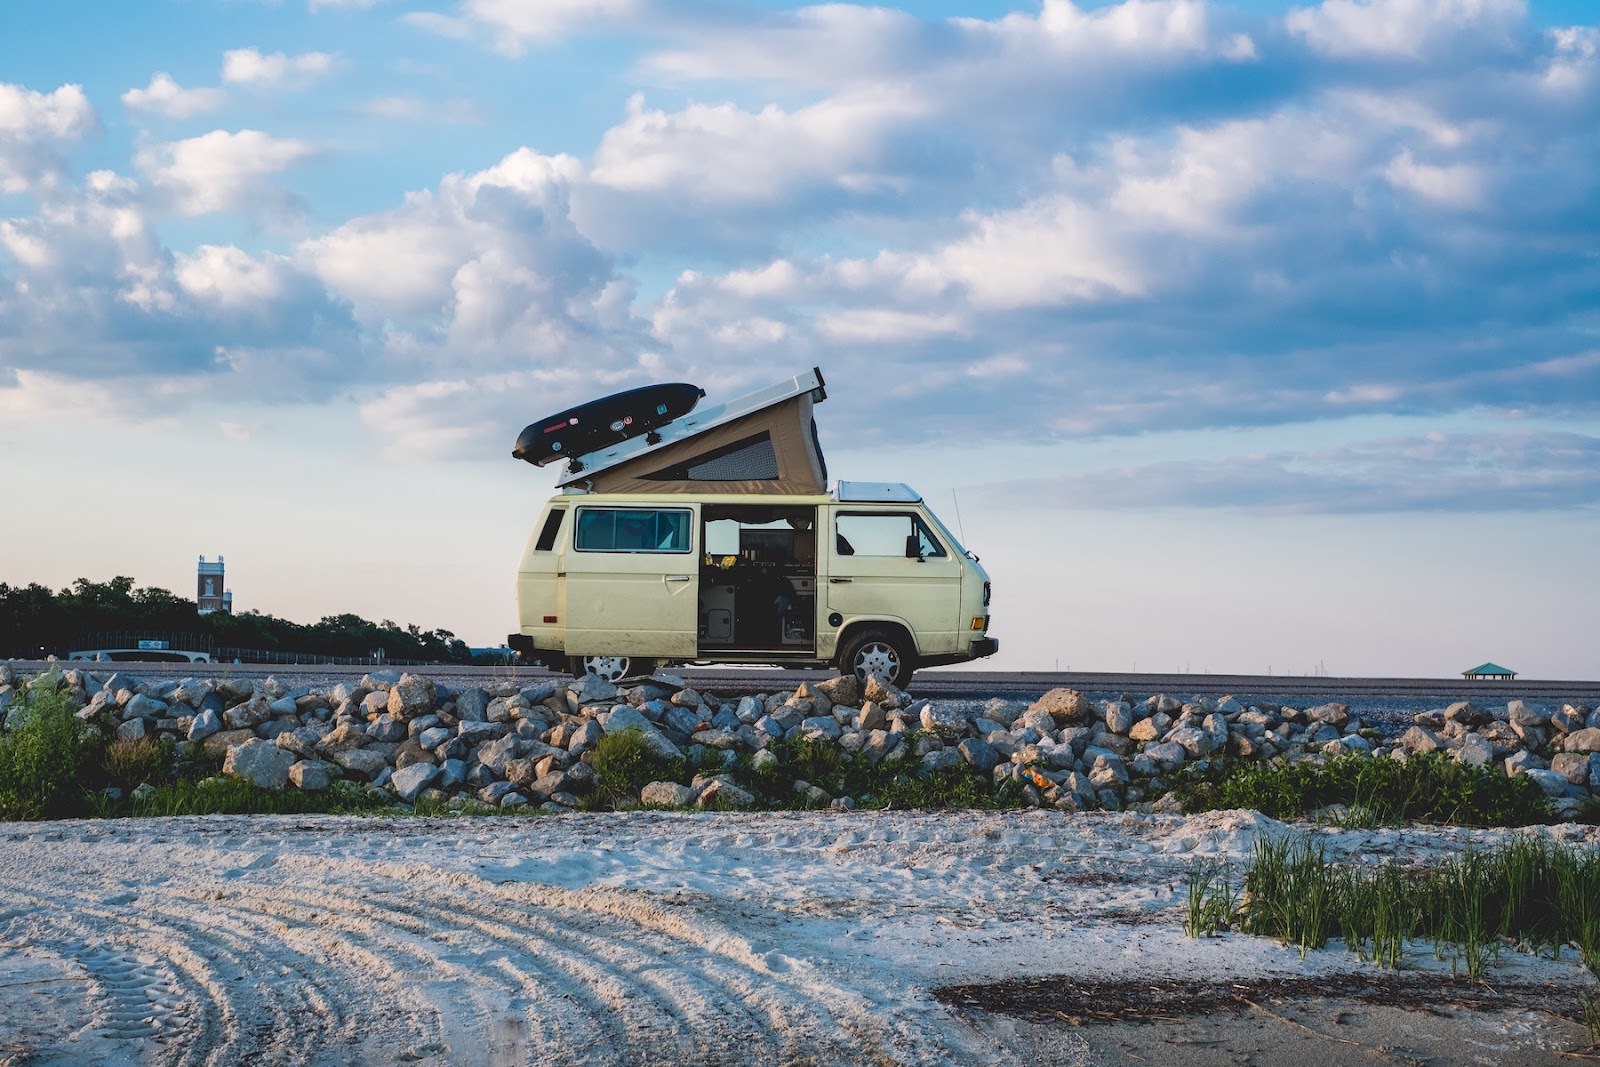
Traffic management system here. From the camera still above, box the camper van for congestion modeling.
[507,369,997,687]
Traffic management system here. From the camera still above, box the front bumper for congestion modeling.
[969,636,999,660]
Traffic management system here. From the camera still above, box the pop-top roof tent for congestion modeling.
[549,368,830,496]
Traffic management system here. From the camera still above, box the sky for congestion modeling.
[1,0,1597,680]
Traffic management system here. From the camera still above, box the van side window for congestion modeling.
[534,509,565,552]
[834,513,947,558]
[575,508,693,553]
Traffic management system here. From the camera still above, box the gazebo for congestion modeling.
[1462,662,1517,680]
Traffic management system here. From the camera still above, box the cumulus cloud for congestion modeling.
[1287,0,1526,60]
[133,129,318,216]
[983,431,1600,513]
[0,82,96,193]
[221,48,335,87]
[121,73,228,119]
[405,0,639,55]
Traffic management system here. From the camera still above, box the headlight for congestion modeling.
[982,581,991,607]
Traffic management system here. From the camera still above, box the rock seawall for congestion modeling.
[2,663,1596,818]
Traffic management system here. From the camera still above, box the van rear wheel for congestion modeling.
[838,629,914,689]
[568,655,655,682]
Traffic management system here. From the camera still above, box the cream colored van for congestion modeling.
[509,483,996,686]
[507,370,996,687]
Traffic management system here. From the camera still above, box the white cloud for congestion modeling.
[1286,0,1525,60]
[405,0,639,56]
[134,129,318,216]
[298,147,642,379]
[0,82,96,193]
[589,91,927,202]
[175,245,306,313]
[221,48,336,87]
[309,0,384,9]
[1383,148,1485,207]
[121,73,228,119]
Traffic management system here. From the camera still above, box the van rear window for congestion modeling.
[534,509,565,552]
[575,508,693,553]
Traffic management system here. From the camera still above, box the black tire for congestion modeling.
[837,628,915,689]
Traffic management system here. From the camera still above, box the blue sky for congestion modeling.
[2,0,1597,679]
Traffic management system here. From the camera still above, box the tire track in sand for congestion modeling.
[0,835,970,1067]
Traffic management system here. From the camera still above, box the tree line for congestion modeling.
[0,577,476,664]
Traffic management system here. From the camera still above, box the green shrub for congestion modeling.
[101,736,174,791]
[592,727,685,803]
[1171,751,1552,827]
[0,680,92,820]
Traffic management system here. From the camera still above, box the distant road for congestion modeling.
[10,660,1600,703]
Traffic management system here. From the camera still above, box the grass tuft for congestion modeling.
[1190,830,1600,982]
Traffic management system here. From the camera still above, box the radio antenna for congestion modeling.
[951,488,967,544]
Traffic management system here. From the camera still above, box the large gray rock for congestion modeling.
[123,693,167,720]
[697,777,755,809]
[919,703,968,742]
[1029,688,1091,723]
[114,718,148,743]
[1521,768,1571,798]
[1550,752,1591,786]
[454,687,490,722]
[799,716,842,740]
[187,708,222,742]
[457,720,505,745]
[1399,725,1442,754]
[1508,700,1547,728]
[223,695,271,730]
[391,762,440,803]
[224,739,297,790]
[288,760,335,792]
[332,748,390,780]
[1562,728,1600,754]
[858,729,902,767]
[572,674,619,704]
[1143,741,1186,770]
[384,675,435,716]
[1104,702,1134,735]
[958,738,1000,775]
[1453,733,1494,766]
[641,781,695,807]
[1167,726,1211,758]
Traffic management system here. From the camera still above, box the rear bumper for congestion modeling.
[507,633,537,657]
[969,636,999,660]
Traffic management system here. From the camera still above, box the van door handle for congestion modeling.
[665,575,691,583]
[829,577,852,583]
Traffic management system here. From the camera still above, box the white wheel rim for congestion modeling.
[582,656,630,682]
[852,642,899,685]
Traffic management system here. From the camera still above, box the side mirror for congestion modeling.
[905,534,923,560]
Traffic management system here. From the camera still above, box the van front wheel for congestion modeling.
[838,629,914,689]
[568,655,655,682]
